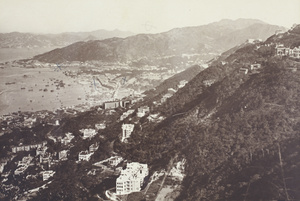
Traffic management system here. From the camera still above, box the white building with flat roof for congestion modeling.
[137,106,150,118]
[250,63,261,70]
[78,151,93,161]
[116,162,149,195]
[58,150,68,161]
[80,128,97,139]
[42,170,55,181]
[95,123,106,130]
[121,124,134,142]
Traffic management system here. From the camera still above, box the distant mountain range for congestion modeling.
[31,19,286,64]
[0,29,134,48]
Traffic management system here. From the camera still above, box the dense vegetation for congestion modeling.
[114,27,300,200]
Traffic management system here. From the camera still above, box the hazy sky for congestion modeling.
[0,0,299,34]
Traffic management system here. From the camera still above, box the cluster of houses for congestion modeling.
[13,145,62,178]
[78,143,99,162]
[239,63,262,75]
[12,141,47,153]
[23,117,37,128]
[0,110,55,135]
[116,162,149,195]
[276,44,300,58]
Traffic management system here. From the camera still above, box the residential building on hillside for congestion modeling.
[58,150,68,161]
[61,132,74,145]
[203,79,215,87]
[137,106,150,118]
[116,162,149,195]
[42,170,55,181]
[250,63,261,70]
[36,146,47,156]
[178,80,188,88]
[161,93,173,103]
[78,151,93,161]
[89,143,99,153]
[15,155,33,175]
[276,44,290,56]
[18,155,33,167]
[276,44,300,58]
[109,156,123,166]
[12,141,47,153]
[40,152,52,164]
[15,166,28,175]
[168,88,177,93]
[103,101,120,109]
[103,100,131,110]
[147,113,165,123]
[246,39,262,44]
[95,123,106,130]
[291,47,300,58]
[239,68,249,74]
[80,128,97,139]
[120,109,135,121]
[121,124,134,142]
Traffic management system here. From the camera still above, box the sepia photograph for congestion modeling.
[0,0,300,200]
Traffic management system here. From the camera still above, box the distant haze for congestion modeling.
[0,0,299,34]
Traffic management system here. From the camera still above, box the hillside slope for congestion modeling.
[114,25,300,200]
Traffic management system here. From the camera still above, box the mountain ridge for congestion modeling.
[32,19,286,65]
[0,29,134,49]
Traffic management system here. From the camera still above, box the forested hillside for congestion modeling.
[114,25,300,200]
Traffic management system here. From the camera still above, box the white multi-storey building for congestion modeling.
[121,124,134,142]
[42,170,55,181]
[116,162,149,195]
[80,128,97,139]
